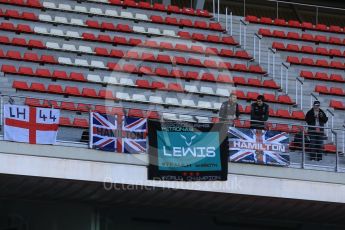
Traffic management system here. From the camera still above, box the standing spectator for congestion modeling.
[305,101,328,161]
[250,95,269,130]
[219,93,240,126]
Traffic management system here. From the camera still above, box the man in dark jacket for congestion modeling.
[219,93,240,126]
[250,95,269,130]
[305,101,328,161]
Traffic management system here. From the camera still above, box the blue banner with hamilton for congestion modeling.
[148,120,229,181]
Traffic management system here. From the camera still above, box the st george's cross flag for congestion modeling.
[90,112,147,153]
[4,104,60,144]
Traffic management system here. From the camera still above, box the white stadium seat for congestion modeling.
[120,11,134,19]
[181,99,196,107]
[70,18,84,26]
[198,101,212,109]
[213,102,222,109]
[50,29,64,36]
[58,3,72,11]
[103,76,118,84]
[195,116,211,123]
[34,26,48,34]
[184,85,199,93]
[149,96,163,104]
[39,14,53,22]
[163,30,176,37]
[132,94,147,102]
[66,31,80,38]
[43,2,56,8]
[200,86,214,95]
[74,6,88,13]
[135,13,149,21]
[75,59,89,67]
[58,57,73,65]
[90,7,103,15]
[62,44,77,52]
[87,74,102,83]
[116,92,130,100]
[148,27,161,35]
[165,97,179,106]
[46,42,60,49]
[105,9,118,17]
[119,78,135,86]
[78,45,93,53]
[90,60,105,68]
[162,113,179,120]
[54,16,68,24]
[133,26,146,33]
[216,88,230,97]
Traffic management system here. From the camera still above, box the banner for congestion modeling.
[90,112,147,153]
[148,121,228,181]
[4,104,60,144]
[229,127,290,166]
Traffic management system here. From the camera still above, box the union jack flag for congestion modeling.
[91,112,147,153]
[228,127,290,166]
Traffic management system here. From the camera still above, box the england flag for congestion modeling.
[4,104,60,144]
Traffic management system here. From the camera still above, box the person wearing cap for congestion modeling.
[250,95,269,130]
[305,101,328,161]
[219,93,240,126]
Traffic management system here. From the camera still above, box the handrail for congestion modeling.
[266,0,345,12]
[295,77,303,110]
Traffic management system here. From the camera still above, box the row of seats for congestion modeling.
[0,0,41,8]
[234,91,293,105]
[104,0,212,18]
[287,56,345,70]
[24,96,302,121]
[259,28,345,46]
[59,117,89,128]
[13,80,222,110]
[0,9,38,21]
[0,21,32,33]
[0,35,44,48]
[300,71,344,83]
[82,32,246,58]
[273,42,345,58]
[315,85,345,97]
[247,15,345,34]
[330,100,345,110]
[40,2,221,31]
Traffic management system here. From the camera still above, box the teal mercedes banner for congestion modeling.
[148,120,228,181]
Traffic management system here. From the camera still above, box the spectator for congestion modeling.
[250,95,269,130]
[305,101,328,161]
[219,93,240,126]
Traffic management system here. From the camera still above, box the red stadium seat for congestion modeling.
[28,39,44,48]
[274,124,290,133]
[147,111,160,120]
[192,33,206,41]
[316,24,327,31]
[316,59,328,67]
[330,100,344,110]
[258,28,271,36]
[315,35,327,43]
[25,98,41,107]
[73,118,89,128]
[185,71,199,80]
[194,20,208,29]
[77,104,91,112]
[177,31,191,39]
[168,83,183,92]
[136,79,152,89]
[173,56,187,65]
[82,88,98,98]
[13,80,29,90]
[48,84,63,94]
[182,7,195,15]
[165,17,179,25]
[330,74,344,82]
[188,58,202,66]
[220,49,233,57]
[301,33,314,42]
[209,22,223,31]
[273,30,285,38]
[204,60,218,68]
[152,81,166,90]
[329,49,342,57]
[248,78,261,87]
[35,68,51,78]
[324,144,336,153]
[155,68,170,77]
[157,54,171,63]
[160,42,173,50]
[139,66,154,75]
[300,70,313,79]
[278,95,293,104]
[1,64,17,74]
[249,65,264,73]
[246,15,258,22]
[65,86,81,96]
[329,37,342,44]
[153,3,166,11]
[260,17,273,24]
[263,93,275,102]
[315,72,328,80]
[31,82,46,92]
[196,9,210,17]
[101,22,116,31]
[61,102,76,111]
[22,12,38,21]
[330,25,342,33]
[235,90,246,99]
[288,20,301,28]
[191,45,204,53]
[205,47,218,55]
[40,55,56,63]
[330,87,344,96]
[171,69,184,78]
[287,56,299,64]
[301,58,314,66]
[247,92,260,100]
[59,117,72,126]
[272,42,285,50]
[110,107,125,116]
[99,90,115,99]
[330,61,344,69]
[286,32,299,40]
[316,47,328,56]
[233,76,246,85]
[291,111,305,120]
[263,80,279,89]
[18,66,34,76]
[301,45,314,53]
[180,19,193,27]
[315,85,329,94]
[209,35,222,43]
[99,34,113,43]
[233,64,247,71]
[201,73,216,82]
[276,109,291,119]
[167,5,180,13]
[217,74,231,83]
[53,70,68,80]
[128,109,144,118]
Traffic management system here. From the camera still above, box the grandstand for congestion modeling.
[0,0,345,229]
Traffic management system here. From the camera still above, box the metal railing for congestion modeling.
[0,94,344,172]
